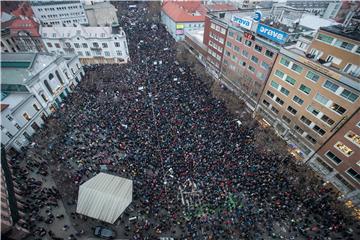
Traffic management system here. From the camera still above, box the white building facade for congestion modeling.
[31,1,89,26]
[1,94,46,152]
[41,25,129,64]
[1,52,84,123]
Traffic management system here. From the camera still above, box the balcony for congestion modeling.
[63,47,75,52]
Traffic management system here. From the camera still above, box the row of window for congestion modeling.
[316,33,360,54]
[37,5,82,12]
[209,32,224,44]
[210,23,226,35]
[209,40,223,53]
[207,48,221,61]
[47,41,121,49]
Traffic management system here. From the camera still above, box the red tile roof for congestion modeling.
[0,104,9,112]
[9,17,40,37]
[162,1,205,22]
[11,2,34,18]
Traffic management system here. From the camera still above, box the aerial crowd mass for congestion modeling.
[7,2,360,240]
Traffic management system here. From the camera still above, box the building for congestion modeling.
[284,0,340,18]
[41,24,129,65]
[1,148,30,239]
[184,29,207,66]
[8,16,46,53]
[308,109,360,205]
[1,15,19,53]
[161,1,207,41]
[1,53,84,124]
[30,0,89,26]
[10,1,34,18]
[256,24,360,162]
[84,1,118,26]
[307,25,360,78]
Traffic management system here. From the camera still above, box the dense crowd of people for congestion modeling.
[8,2,359,240]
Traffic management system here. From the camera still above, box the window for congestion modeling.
[267,91,274,98]
[323,80,339,93]
[334,141,353,156]
[282,115,291,124]
[55,43,60,48]
[280,87,289,96]
[294,125,304,134]
[44,80,53,95]
[236,35,242,42]
[313,125,326,136]
[321,115,335,126]
[6,115,13,121]
[307,105,319,116]
[6,132,13,139]
[271,106,279,114]
[242,50,248,58]
[271,81,279,89]
[245,40,252,47]
[261,61,269,70]
[248,65,255,72]
[234,46,240,52]
[254,44,262,52]
[346,168,360,183]
[325,151,342,164]
[114,42,120,47]
[334,40,355,51]
[33,104,40,111]
[265,50,274,58]
[104,51,110,56]
[82,43,88,48]
[47,42,53,48]
[275,70,284,79]
[287,106,297,115]
[292,95,304,105]
[228,31,234,38]
[14,123,21,129]
[316,33,334,44]
[41,94,48,102]
[116,50,122,56]
[85,51,91,56]
[256,72,265,80]
[226,41,232,48]
[285,76,296,85]
[23,113,31,121]
[331,103,346,115]
[300,116,312,126]
[55,70,64,85]
[77,51,83,56]
[291,63,303,73]
[275,97,284,105]
[345,131,360,147]
[262,99,270,107]
[314,93,329,106]
[306,134,317,144]
[251,56,258,63]
[306,71,320,82]
[280,57,290,67]
[299,84,311,94]
[340,89,358,102]
[225,50,231,57]
[93,42,99,48]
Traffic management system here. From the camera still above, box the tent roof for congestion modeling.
[76,173,133,224]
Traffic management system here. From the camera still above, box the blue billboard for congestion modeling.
[256,24,288,44]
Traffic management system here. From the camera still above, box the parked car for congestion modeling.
[93,226,116,239]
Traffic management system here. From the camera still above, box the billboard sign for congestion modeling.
[253,10,262,21]
[256,24,288,44]
[176,29,184,35]
[231,16,253,30]
[176,24,184,29]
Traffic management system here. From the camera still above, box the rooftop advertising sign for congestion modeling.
[231,16,253,30]
[256,24,288,44]
[176,24,184,29]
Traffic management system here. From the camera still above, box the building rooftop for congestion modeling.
[0,104,9,112]
[0,92,32,112]
[9,17,40,37]
[30,1,80,6]
[261,18,313,34]
[83,1,116,10]
[162,1,206,23]
[41,25,124,39]
[186,29,204,44]
[1,53,59,85]
[298,14,339,31]
[320,25,360,42]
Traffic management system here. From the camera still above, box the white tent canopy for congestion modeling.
[76,173,133,224]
